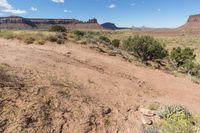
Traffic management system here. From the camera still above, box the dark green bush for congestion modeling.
[123,35,168,61]
[48,36,57,42]
[170,47,196,67]
[48,33,66,44]
[99,36,111,44]
[49,25,67,32]
[182,61,199,77]
[74,30,85,37]
[37,40,46,45]
[24,37,35,44]
[111,39,120,48]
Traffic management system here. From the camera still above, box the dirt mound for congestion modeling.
[0,39,200,132]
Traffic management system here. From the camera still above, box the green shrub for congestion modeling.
[158,105,191,119]
[123,35,168,61]
[157,112,195,133]
[55,33,67,40]
[111,39,120,48]
[80,40,87,45]
[24,37,35,44]
[48,36,57,42]
[170,47,196,67]
[56,39,65,44]
[155,105,200,133]
[99,36,111,44]
[181,61,200,76]
[37,40,46,45]
[55,33,66,44]
[74,30,85,37]
[49,25,67,32]
[48,33,66,44]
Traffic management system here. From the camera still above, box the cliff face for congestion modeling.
[187,14,200,23]
[178,13,200,31]
[0,16,103,30]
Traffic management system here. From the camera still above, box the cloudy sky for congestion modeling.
[0,0,200,28]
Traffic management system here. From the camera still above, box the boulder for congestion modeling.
[139,108,155,117]
[141,115,152,125]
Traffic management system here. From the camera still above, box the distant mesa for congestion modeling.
[0,16,103,30]
[101,22,118,30]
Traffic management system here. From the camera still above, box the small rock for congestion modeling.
[102,107,112,115]
[141,115,152,125]
[67,51,72,55]
[108,51,117,56]
[132,104,140,112]
[139,108,155,117]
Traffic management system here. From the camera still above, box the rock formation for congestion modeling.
[0,16,103,30]
[178,13,200,32]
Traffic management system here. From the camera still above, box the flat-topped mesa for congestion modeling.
[0,16,102,29]
[187,14,200,23]
[178,13,200,32]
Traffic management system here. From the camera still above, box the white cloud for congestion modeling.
[64,9,72,13]
[108,4,116,9]
[31,6,38,11]
[157,9,161,12]
[2,9,26,14]
[52,0,64,3]
[0,0,26,14]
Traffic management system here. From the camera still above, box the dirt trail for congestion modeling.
[0,38,200,132]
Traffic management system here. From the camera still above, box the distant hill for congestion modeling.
[101,22,118,30]
[0,16,103,30]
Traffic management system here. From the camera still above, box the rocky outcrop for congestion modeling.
[187,14,200,23]
[178,13,200,32]
[0,16,103,30]
[87,18,98,24]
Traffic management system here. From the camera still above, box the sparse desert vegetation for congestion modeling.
[0,28,200,133]
[0,27,200,133]
[0,28,200,80]
[1,1,200,132]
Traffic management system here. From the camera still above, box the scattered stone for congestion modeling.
[108,51,117,56]
[67,51,72,55]
[102,107,112,116]
[141,115,152,125]
[132,104,140,112]
[139,108,155,117]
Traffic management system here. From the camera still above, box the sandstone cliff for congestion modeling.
[178,13,200,32]
[0,16,103,30]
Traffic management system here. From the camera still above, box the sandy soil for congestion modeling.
[0,38,200,133]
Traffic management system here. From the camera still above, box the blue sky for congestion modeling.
[0,0,200,28]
